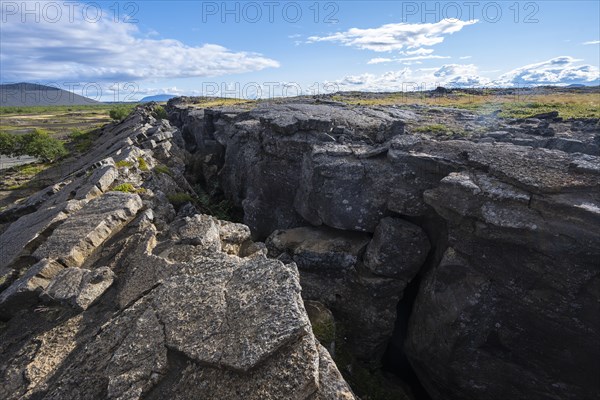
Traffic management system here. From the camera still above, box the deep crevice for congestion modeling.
[170,105,447,399]
[382,274,431,400]
[382,212,449,400]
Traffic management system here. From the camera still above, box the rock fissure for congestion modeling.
[168,96,599,400]
[1,97,598,400]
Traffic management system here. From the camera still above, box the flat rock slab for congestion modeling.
[161,334,321,400]
[0,259,64,316]
[43,267,115,311]
[33,192,142,267]
[0,201,77,275]
[155,257,310,371]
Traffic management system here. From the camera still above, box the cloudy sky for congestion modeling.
[1,1,599,100]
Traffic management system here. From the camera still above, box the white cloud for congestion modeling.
[330,69,413,91]
[368,58,395,65]
[582,40,600,45]
[406,48,434,56]
[401,55,449,62]
[331,56,600,92]
[459,56,472,59]
[0,1,279,82]
[496,56,599,86]
[330,63,489,91]
[307,19,478,52]
[368,54,450,65]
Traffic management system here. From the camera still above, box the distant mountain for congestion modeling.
[0,83,101,107]
[140,94,177,103]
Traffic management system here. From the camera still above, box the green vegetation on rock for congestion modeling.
[137,156,149,171]
[111,183,136,193]
[115,160,134,168]
[154,164,172,176]
[312,318,336,346]
[193,183,237,221]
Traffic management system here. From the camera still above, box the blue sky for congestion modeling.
[1,1,599,100]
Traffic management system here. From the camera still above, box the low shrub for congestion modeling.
[193,183,237,221]
[0,129,67,162]
[109,106,131,121]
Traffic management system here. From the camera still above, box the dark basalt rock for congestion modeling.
[168,96,600,400]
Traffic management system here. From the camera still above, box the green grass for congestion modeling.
[331,91,600,119]
[109,105,136,121]
[0,104,115,116]
[496,101,600,119]
[137,156,149,171]
[111,183,136,193]
[154,164,172,176]
[115,160,134,168]
[2,162,51,190]
[16,163,49,176]
[190,97,255,109]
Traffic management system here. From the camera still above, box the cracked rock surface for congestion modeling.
[0,105,355,400]
[170,95,599,400]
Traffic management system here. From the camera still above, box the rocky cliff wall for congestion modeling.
[0,105,356,400]
[168,97,600,400]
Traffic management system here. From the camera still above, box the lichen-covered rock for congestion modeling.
[176,213,221,251]
[0,202,73,278]
[0,259,64,317]
[42,267,115,311]
[153,258,310,371]
[33,192,143,267]
[218,219,252,255]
